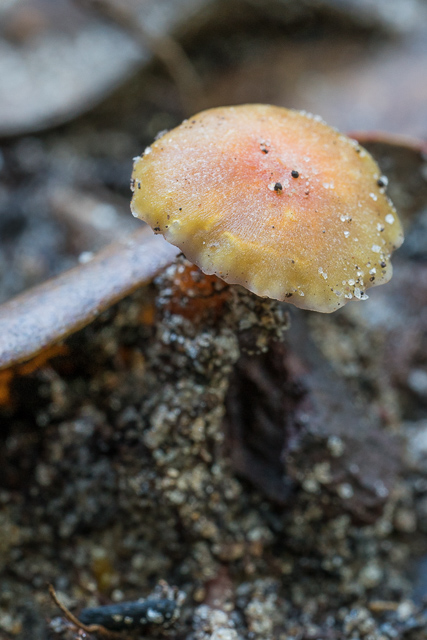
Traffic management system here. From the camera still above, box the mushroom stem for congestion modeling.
[140,256,288,546]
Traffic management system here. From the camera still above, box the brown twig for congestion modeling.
[48,585,125,639]
[0,228,179,371]
[76,0,205,114]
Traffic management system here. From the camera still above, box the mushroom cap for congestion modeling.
[131,104,403,312]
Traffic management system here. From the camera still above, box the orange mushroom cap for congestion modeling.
[131,105,403,313]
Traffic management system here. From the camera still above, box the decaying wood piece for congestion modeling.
[225,318,401,523]
[0,228,179,370]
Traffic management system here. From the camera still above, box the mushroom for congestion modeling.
[131,104,403,313]
[127,107,404,534]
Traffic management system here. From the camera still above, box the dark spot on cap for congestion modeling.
[274,182,283,192]
[291,170,299,178]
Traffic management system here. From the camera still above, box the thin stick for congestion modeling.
[0,229,179,371]
[76,0,205,114]
[48,585,125,639]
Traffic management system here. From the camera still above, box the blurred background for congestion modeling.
[0,0,426,305]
